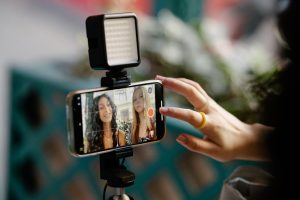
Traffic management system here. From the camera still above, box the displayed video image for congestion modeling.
[80,85,156,153]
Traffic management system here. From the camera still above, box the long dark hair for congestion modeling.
[88,94,118,152]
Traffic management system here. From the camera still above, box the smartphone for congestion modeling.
[66,80,165,157]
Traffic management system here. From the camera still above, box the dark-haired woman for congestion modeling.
[88,94,125,152]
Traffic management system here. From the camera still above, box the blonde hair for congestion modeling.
[132,86,153,143]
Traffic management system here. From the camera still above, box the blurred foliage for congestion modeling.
[247,66,283,123]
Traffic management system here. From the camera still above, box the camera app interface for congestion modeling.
[80,85,156,153]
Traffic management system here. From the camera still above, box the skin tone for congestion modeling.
[133,88,154,139]
[98,96,126,149]
[156,75,273,162]
[98,96,114,149]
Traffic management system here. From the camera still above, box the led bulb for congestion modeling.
[104,18,138,66]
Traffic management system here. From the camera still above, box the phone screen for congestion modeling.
[68,82,164,156]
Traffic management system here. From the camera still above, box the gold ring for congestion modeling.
[198,112,207,129]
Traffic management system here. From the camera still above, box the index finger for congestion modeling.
[156,76,207,110]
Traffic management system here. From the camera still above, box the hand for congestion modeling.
[156,75,272,162]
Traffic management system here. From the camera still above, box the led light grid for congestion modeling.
[104,18,138,66]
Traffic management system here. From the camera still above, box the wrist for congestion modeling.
[236,123,273,161]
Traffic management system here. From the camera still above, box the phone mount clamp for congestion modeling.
[86,12,141,200]
[101,69,131,88]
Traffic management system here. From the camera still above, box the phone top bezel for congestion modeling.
[66,80,165,157]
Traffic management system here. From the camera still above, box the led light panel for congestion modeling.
[104,18,138,66]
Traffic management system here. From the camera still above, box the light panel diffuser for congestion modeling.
[104,18,138,66]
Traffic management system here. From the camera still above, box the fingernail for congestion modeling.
[155,75,165,80]
[159,107,168,113]
[176,135,187,144]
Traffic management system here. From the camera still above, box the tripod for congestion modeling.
[99,69,135,200]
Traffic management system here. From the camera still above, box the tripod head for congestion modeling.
[100,147,134,187]
[100,148,135,200]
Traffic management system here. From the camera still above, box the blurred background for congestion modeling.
[1,0,280,199]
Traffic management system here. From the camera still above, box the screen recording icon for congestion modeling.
[147,107,154,118]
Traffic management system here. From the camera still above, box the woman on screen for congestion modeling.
[132,86,156,144]
[87,94,126,152]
